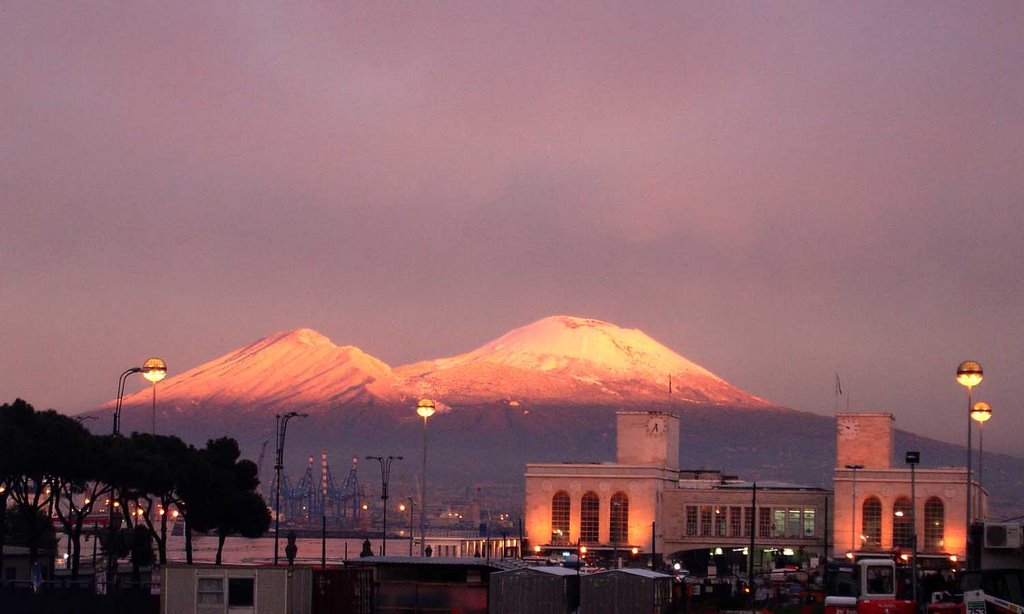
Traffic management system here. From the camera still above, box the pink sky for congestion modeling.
[2,2,1022,454]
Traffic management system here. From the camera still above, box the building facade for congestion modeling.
[525,411,830,570]
[832,412,985,564]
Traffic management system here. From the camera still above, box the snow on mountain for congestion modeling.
[117,328,401,414]
[112,317,772,418]
[395,316,772,407]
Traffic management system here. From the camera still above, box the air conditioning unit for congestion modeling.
[984,523,1022,549]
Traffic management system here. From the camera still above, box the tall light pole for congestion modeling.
[416,399,435,556]
[956,360,983,558]
[401,499,415,555]
[108,363,151,589]
[273,412,307,565]
[367,455,402,556]
[845,464,864,557]
[970,402,992,494]
[113,367,142,436]
[142,357,167,434]
[906,451,920,607]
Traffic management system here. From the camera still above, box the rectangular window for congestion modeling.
[803,509,816,537]
[715,507,727,537]
[228,577,255,607]
[729,507,742,537]
[773,509,786,537]
[700,506,712,537]
[197,577,224,605]
[758,508,772,538]
[744,507,754,537]
[686,506,698,536]
[788,509,801,537]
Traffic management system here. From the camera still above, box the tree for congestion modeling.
[0,400,90,567]
[51,431,111,578]
[111,433,190,565]
[178,438,270,565]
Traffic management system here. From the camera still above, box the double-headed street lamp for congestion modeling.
[274,412,307,566]
[956,360,983,550]
[366,455,403,556]
[416,399,436,556]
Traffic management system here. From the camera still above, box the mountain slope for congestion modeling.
[116,328,401,415]
[395,316,772,407]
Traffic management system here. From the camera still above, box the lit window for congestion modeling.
[803,509,816,537]
[551,492,570,544]
[610,493,629,544]
[893,497,913,549]
[862,497,882,548]
[580,492,599,543]
[924,498,944,552]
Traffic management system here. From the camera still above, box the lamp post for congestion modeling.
[956,360,983,555]
[401,499,415,555]
[970,402,992,492]
[906,451,920,607]
[113,367,142,436]
[274,412,307,566]
[108,363,152,588]
[142,358,167,434]
[845,464,864,557]
[366,455,402,556]
[416,399,435,556]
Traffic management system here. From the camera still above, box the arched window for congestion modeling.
[610,492,629,544]
[862,497,882,548]
[924,497,944,552]
[580,492,600,543]
[892,497,913,549]
[551,492,570,544]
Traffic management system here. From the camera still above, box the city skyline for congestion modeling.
[2,3,1021,455]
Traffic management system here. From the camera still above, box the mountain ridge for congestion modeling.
[115,315,773,412]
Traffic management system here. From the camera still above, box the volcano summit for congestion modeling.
[115,315,773,416]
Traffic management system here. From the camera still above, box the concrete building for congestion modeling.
[524,411,830,571]
[832,412,985,565]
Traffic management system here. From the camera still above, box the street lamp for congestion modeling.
[273,412,307,565]
[108,362,157,590]
[906,451,920,606]
[970,402,992,491]
[142,357,167,434]
[366,455,403,556]
[416,399,435,556]
[113,367,142,436]
[400,500,415,555]
[845,464,864,557]
[956,360,983,552]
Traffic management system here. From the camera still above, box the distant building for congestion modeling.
[524,411,830,572]
[832,412,984,565]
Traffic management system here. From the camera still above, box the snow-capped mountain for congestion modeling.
[116,328,401,415]
[396,316,771,407]
[116,316,771,414]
